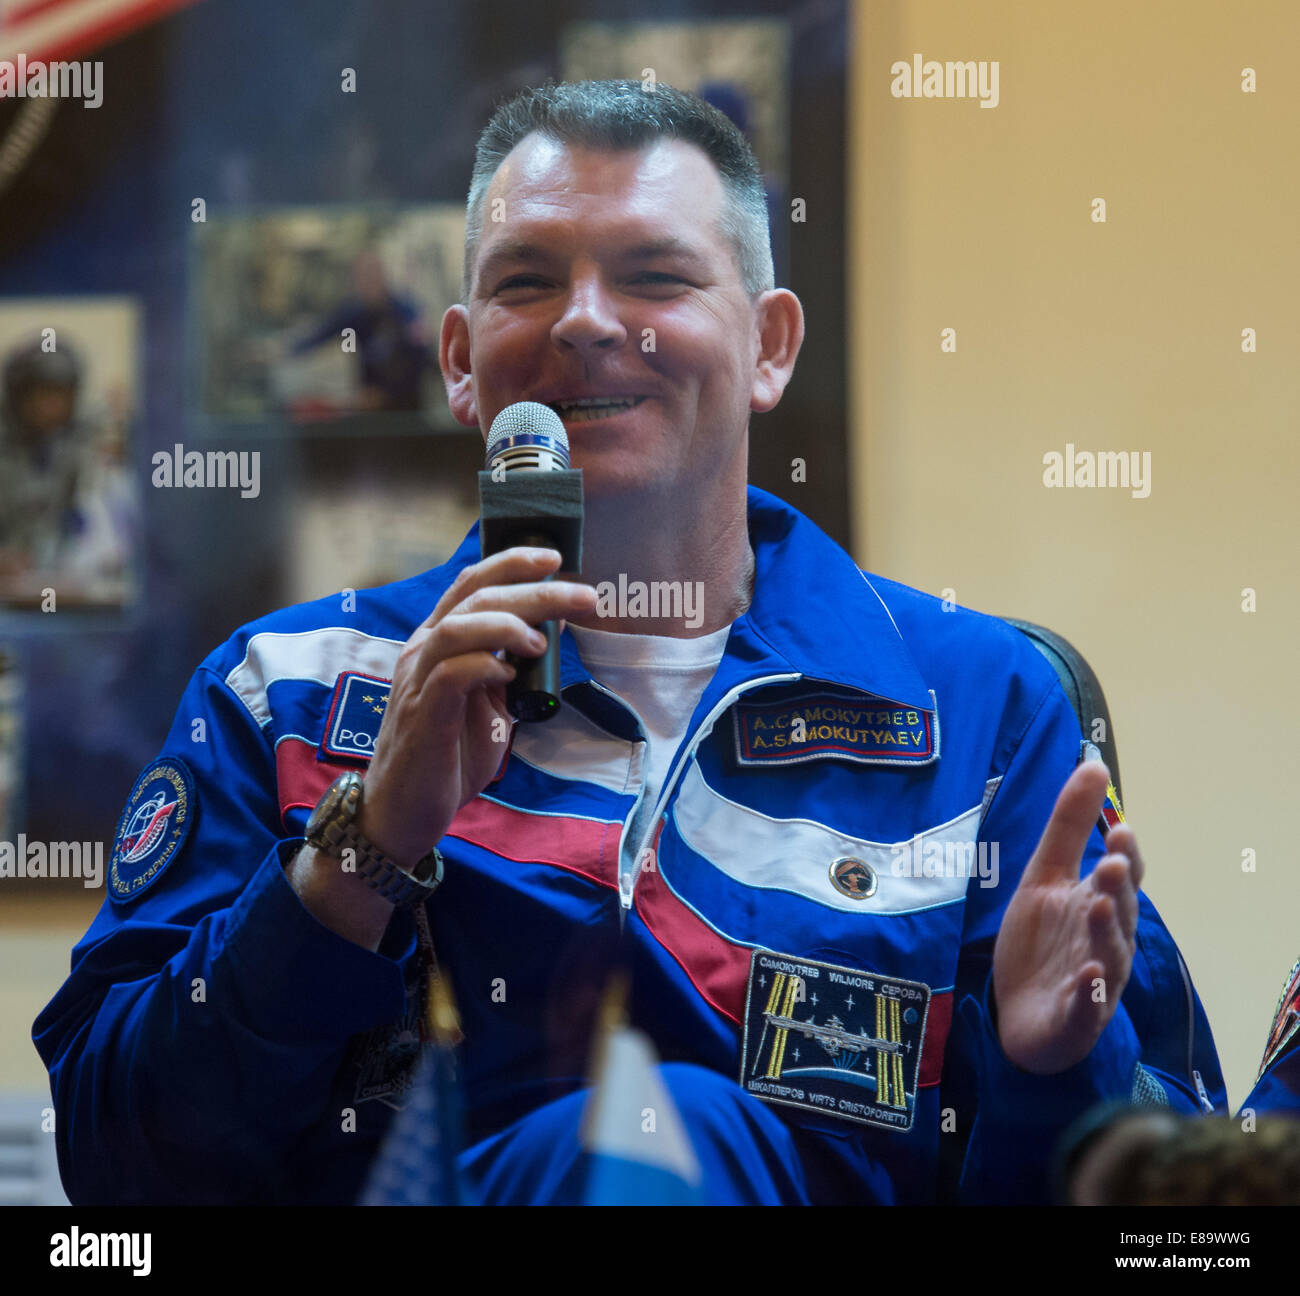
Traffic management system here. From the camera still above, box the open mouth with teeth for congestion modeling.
[548,396,647,422]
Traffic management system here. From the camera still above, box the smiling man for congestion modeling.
[447,124,793,641]
[35,80,1224,1206]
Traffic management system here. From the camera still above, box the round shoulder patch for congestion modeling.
[109,758,197,904]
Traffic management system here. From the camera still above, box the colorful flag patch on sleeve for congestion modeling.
[732,690,938,768]
[1078,740,1127,838]
[320,672,391,762]
[108,758,196,903]
[1259,955,1300,1080]
[739,949,930,1132]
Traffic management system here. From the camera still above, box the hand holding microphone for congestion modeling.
[353,401,587,861]
[478,401,586,722]
[290,543,597,947]
[288,402,591,948]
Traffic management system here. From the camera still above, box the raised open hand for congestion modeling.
[993,760,1143,1074]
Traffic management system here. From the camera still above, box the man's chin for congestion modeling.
[570,462,676,509]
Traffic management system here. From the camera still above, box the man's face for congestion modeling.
[443,134,778,501]
[352,250,389,306]
[19,386,75,435]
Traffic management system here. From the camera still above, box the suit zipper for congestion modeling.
[584,671,803,912]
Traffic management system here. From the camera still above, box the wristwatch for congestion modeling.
[304,771,444,909]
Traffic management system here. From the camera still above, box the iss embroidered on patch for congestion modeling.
[739,949,931,1132]
[732,691,938,768]
[108,758,196,903]
[320,672,391,762]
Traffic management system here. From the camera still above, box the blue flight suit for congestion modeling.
[33,486,1225,1204]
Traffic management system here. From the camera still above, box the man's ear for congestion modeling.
[750,288,805,414]
[439,303,480,429]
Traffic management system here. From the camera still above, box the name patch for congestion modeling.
[108,758,196,903]
[733,691,938,768]
[740,949,930,1132]
[321,672,391,762]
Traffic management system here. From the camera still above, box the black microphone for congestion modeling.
[478,402,584,722]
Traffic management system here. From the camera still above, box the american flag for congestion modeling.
[0,0,200,64]
[358,968,468,1207]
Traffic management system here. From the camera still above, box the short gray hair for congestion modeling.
[462,79,774,301]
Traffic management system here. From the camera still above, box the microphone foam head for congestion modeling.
[487,401,569,460]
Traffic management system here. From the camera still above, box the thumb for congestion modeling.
[1022,760,1108,887]
[485,681,516,727]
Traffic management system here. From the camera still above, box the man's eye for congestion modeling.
[631,272,684,285]
[495,276,548,292]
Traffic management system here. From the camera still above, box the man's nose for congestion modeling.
[550,275,626,354]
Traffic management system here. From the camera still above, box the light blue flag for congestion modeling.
[581,1022,704,1205]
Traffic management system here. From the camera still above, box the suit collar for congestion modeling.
[435,484,934,714]
[738,485,933,712]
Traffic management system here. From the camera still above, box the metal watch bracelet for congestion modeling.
[336,821,443,909]
[305,771,444,909]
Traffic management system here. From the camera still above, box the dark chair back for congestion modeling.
[1001,618,1123,805]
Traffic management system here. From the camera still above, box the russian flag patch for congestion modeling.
[320,672,391,762]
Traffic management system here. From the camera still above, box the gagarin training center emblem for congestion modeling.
[108,759,196,903]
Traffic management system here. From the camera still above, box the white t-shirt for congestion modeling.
[568,620,731,899]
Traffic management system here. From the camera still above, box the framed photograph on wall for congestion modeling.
[0,646,21,847]
[191,204,467,433]
[0,297,142,611]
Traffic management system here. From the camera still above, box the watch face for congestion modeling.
[306,771,359,843]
